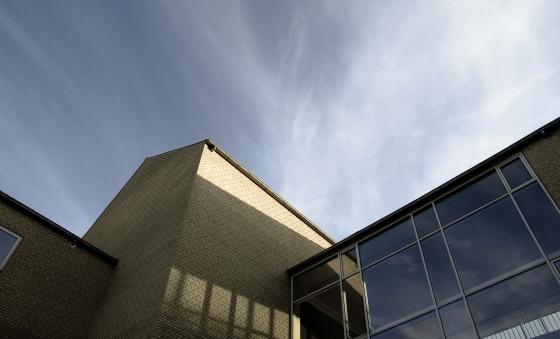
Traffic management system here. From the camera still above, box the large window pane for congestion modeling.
[414,205,439,238]
[0,228,18,267]
[514,182,560,258]
[295,284,344,339]
[359,218,415,267]
[343,274,367,338]
[421,232,460,303]
[363,245,433,329]
[445,197,542,291]
[435,171,506,226]
[294,257,340,300]
[439,300,477,339]
[371,312,442,339]
[467,264,560,338]
[500,158,532,189]
[342,248,359,276]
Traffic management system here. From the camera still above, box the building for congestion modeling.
[0,118,559,339]
[288,118,560,339]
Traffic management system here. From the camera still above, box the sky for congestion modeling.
[1,1,559,240]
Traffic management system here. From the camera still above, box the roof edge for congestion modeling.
[287,115,560,275]
[204,139,336,245]
[0,190,119,266]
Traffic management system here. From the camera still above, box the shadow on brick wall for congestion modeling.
[152,175,332,339]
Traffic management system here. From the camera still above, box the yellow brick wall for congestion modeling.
[155,145,331,338]
[84,141,331,338]
[0,200,114,339]
[522,127,560,208]
[84,143,205,338]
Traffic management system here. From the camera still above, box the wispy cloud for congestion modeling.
[0,1,559,239]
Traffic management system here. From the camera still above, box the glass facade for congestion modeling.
[292,156,560,339]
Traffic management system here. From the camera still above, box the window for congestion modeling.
[342,274,367,338]
[292,154,560,339]
[467,264,560,338]
[363,245,433,329]
[513,181,560,258]
[341,248,358,276]
[294,284,344,339]
[435,171,506,226]
[0,226,21,270]
[371,312,441,339]
[500,158,532,189]
[439,300,477,339]
[444,197,542,291]
[421,232,460,304]
[413,205,439,238]
[359,218,415,267]
[293,256,340,300]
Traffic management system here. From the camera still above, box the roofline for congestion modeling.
[0,190,119,266]
[203,139,336,245]
[287,115,560,275]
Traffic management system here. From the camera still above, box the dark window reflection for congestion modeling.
[501,158,532,189]
[439,300,477,339]
[435,171,506,226]
[514,182,560,258]
[359,218,415,267]
[294,257,340,300]
[413,205,439,238]
[421,232,460,303]
[0,229,17,264]
[467,265,560,338]
[343,274,367,338]
[342,248,359,276]
[363,245,433,329]
[371,312,442,339]
[295,284,344,339]
[445,197,542,291]
[555,261,560,274]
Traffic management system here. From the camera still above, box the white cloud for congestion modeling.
[233,1,560,239]
[1,1,559,239]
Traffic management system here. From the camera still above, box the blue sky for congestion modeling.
[1,1,559,240]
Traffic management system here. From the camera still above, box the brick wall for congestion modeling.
[0,200,114,339]
[522,126,560,208]
[84,141,332,338]
[154,145,331,338]
[83,142,205,338]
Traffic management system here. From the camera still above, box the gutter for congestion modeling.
[287,115,560,275]
[0,190,119,266]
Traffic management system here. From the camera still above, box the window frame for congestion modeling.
[291,153,560,339]
[0,225,22,270]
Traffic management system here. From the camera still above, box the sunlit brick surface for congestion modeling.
[84,142,331,338]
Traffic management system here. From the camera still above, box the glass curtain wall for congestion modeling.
[292,155,560,339]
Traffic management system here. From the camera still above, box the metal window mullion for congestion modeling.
[354,243,371,339]
[519,153,560,243]
[461,258,545,297]
[338,252,348,339]
[498,168,560,288]
[369,306,439,335]
[411,214,445,338]
[292,280,341,304]
[432,202,480,339]
[418,228,442,241]
[439,192,509,230]
[359,240,417,272]
[290,275,296,339]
